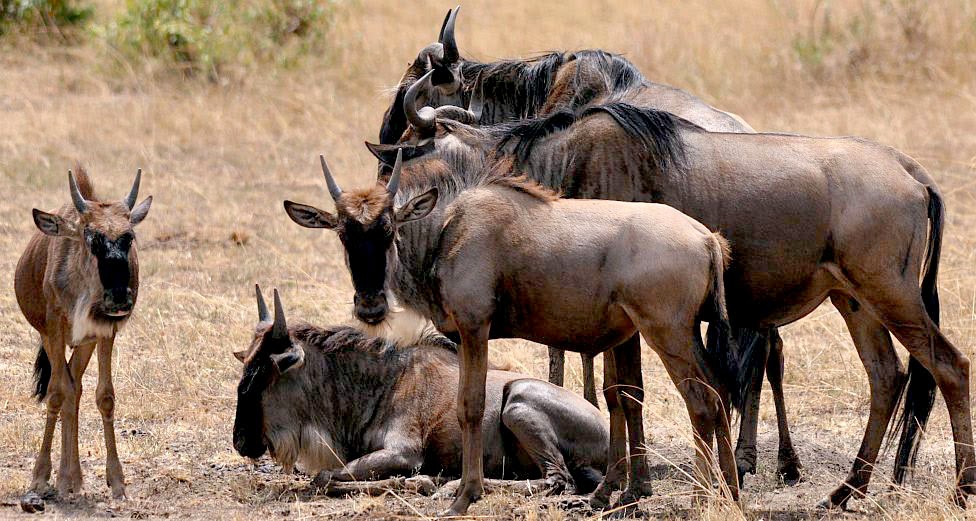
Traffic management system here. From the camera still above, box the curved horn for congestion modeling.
[68,170,88,214]
[124,168,142,210]
[386,148,404,197]
[441,6,460,64]
[437,8,451,42]
[432,106,478,124]
[255,284,271,323]
[271,288,288,339]
[319,154,343,201]
[403,70,437,132]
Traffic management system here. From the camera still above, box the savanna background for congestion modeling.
[0,0,974,519]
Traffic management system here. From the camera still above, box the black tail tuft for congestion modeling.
[33,344,51,402]
[891,184,944,484]
[570,465,604,494]
[702,234,745,411]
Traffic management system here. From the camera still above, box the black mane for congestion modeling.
[582,102,689,174]
[460,52,567,123]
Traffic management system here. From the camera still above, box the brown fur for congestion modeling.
[335,186,391,224]
[14,167,151,502]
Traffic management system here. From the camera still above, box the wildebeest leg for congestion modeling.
[845,269,976,504]
[766,329,802,484]
[612,335,654,506]
[501,382,577,494]
[820,294,903,509]
[731,326,768,484]
[581,353,598,407]
[313,445,423,484]
[62,341,97,493]
[317,475,438,497]
[29,332,65,496]
[443,323,489,516]
[547,347,565,386]
[646,323,738,502]
[96,337,126,499]
[590,343,629,509]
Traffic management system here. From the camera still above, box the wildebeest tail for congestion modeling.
[33,343,51,402]
[702,233,743,411]
[570,465,604,494]
[891,181,944,484]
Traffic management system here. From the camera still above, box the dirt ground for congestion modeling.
[1,1,975,519]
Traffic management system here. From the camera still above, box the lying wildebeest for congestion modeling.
[283,150,742,515]
[364,89,970,511]
[232,286,610,496]
[15,167,152,507]
[382,13,805,486]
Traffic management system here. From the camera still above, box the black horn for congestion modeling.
[319,154,343,201]
[124,168,142,210]
[68,170,88,214]
[404,70,437,131]
[441,6,460,64]
[387,148,404,197]
[255,284,271,323]
[271,288,288,339]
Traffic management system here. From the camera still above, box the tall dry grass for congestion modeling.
[0,1,975,519]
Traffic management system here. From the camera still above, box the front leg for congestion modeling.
[443,322,489,516]
[313,447,423,485]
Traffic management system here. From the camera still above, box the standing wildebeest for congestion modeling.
[232,286,609,496]
[15,168,152,506]
[283,150,742,515]
[364,90,971,511]
[380,11,810,487]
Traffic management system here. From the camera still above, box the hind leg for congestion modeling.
[590,342,629,509]
[644,323,738,501]
[820,294,904,509]
[767,329,802,484]
[29,333,65,497]
[731,326,768,484]
[612,335,654,507]
[581,353,599,407]
[501,382,577,494]
[853,287,976,502]
[548,347,565,387]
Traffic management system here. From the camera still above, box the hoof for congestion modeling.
[20,492,45,514]
[780,466,802,486]
[815,496,846,512]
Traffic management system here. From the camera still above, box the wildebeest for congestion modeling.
[387,71,803,484]
[379,7,753,147]
[15,167,152,506]
[381,15,807,485]
[232,286,609,496]
[283,150,742,514]
[364,90,971,510]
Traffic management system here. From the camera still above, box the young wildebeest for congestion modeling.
[367,94,971,510]
[386,17,801,482]
[15,168,152,506]
[232,286,609,496]
[283,151,741,515]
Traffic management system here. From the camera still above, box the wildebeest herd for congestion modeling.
[14,6,975,517]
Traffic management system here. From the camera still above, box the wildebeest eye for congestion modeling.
[116,232,134,251]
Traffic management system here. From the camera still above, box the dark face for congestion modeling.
[85,227,136,317]
[338,213,396,324]
[232,331,291,459]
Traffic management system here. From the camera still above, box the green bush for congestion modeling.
[102,0,330,80]
[0,0,92,39]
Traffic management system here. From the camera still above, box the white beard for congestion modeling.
[267,425,345,475]
[350,299,439,347]
[70,294,126,345]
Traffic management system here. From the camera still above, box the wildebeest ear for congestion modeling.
[283,200,337,229]
[270,344,305,374]
[130,196,153,226]
[232,350,247,363]
[32,209,78,238]
[396,187,439,223]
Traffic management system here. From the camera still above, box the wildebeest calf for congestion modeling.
[232,286,609,495]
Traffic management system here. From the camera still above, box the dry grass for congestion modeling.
[1,0,975,519]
